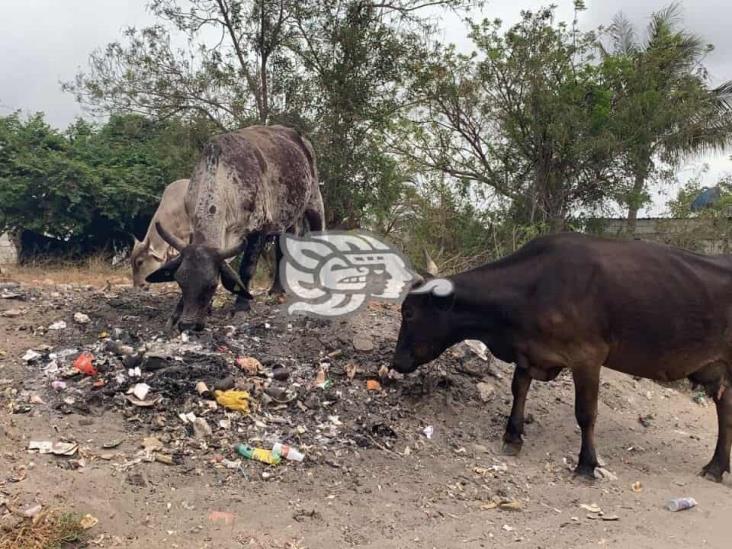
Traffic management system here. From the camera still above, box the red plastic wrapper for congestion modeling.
[73,352,97,376]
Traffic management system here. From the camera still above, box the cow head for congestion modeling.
[130,237,168,289]
[145,222,252,331]
[392,277,460,373]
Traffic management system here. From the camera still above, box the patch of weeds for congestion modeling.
[0,510,85,549]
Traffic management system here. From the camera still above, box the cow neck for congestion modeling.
[449,271,502,342]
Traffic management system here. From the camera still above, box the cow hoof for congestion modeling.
[232,299,252,313]
[501,441,522,457]
[699,463,726,483]
[574,464,598,480]
[268,286,285,297]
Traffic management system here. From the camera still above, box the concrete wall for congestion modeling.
[600,218,730,254]
[0,232,17,265]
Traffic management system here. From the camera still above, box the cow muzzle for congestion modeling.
[391,351,419,374]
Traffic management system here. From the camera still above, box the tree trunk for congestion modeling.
[626,172,646,235]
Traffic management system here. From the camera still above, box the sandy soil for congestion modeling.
[0,275,731,548]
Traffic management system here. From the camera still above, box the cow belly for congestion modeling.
[604,344,728,381]
[520,337,609,371]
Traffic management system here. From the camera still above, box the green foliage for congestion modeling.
[0,112,211,246]
[65,0,477,229]
[400,6,617,231]
[13,1,731,264]
[599,2,732,227]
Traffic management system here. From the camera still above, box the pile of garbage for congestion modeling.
[12,286,496,478]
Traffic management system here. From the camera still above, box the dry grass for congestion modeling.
[0,510,86,549]
[0,250,276,290]
[1,255,130,287]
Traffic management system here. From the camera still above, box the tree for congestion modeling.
[64,0,301,127]
[64,0,476,228]
[398,6,617,232]
[600,3,732,231]
[0,112,210,251]
[290,1,441,227]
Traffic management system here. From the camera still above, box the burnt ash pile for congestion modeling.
[14,284,501,473]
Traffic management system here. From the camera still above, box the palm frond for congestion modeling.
[713,80,732,111]
[646,1,682,46]
[608,12,637,55]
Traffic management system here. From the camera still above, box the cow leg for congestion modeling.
[233,232,265,312]
[165,297,184,333]
[701,386,732,482]
[269,236,286,296]
[572,365,601,479]
[304,205,324,232]
[502,367,532,456]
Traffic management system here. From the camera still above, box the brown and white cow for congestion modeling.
[393,232,732,482]
[131,179,191,288]
[147,125,324,331]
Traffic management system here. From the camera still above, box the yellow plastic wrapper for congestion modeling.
[214,390,250,413]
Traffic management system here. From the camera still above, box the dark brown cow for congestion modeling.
[392,232,732,481]
[147,125,324,331]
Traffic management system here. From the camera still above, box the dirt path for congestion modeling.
[0,279,730,548]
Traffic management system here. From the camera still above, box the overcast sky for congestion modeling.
[1,0,731,214]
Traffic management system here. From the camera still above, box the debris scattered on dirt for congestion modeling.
[463,339,489,361]
[73,312,91,324]
[235,356,262,375]
[638,414,654,428]
[22,350,41,363]
[73,352,97,376]
[272,364,290,381]
[1,308,24,318]
[476,381,495,402]
[632,481,643,493]
[48,320,67,331]
[23,504,43,518]
[79,514,98,530]
[129,382,151,401]
[236,443,281,465]
[366,379,382,391]
[353,335,374,352]
[665,497,697,512]
[215,389,250,412]
[272,442,305,462]
[28,441,78,456]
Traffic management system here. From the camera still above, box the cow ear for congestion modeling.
[220,262,253,299]
[146,255,182,283]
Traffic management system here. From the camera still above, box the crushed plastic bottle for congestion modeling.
[272,442,305,462]
[665,497,697,512]
[235,443,280,465]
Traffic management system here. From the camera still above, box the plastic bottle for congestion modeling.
[665,497,697,512]
[272,443,305,462]
[235,443,280,465]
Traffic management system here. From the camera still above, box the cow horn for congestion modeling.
[423,248,439,277]
[410,274,425,289]
[155,222,186,252]
[409,278,454,297]
[217,239,248,261]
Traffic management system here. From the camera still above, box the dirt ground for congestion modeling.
[0,271,731,548]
